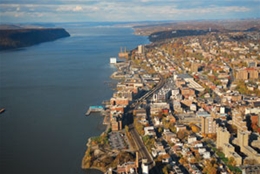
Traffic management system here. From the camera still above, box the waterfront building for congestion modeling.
[111,115,122,131]
[118,47,129,58]
[110,57,117,64]
[110,97,129,106]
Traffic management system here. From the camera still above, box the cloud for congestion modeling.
[0,0,259,23]
[73,5,83,12]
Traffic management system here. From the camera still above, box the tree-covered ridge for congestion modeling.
[0,28,70,50]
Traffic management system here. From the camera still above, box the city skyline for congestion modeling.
[0,0,259,23]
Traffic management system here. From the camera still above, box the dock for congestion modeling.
[85,106,105,116]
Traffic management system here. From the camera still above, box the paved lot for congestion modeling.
[108,131,128,150]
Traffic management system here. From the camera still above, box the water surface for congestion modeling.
[0,23,148,174]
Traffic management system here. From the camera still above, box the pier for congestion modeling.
[85,106,105,116]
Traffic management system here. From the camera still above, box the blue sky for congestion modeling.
[0,0,259,23]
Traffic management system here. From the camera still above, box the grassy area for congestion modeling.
[91,133,109,146]
[142,135,155,153]
[212,148,242,174]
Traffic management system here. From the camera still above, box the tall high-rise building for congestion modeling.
[201,116,216,134]
[216,125,242,165]
[137,45,145,54]
[232,109,247,131]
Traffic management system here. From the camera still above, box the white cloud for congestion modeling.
[0,1,258,23]
[73,5,83,12]
[56,5,84,12]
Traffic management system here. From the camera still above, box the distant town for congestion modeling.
[82,20,260,174]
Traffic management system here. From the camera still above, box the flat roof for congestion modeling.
[178,74,193,79]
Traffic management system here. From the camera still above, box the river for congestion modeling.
[0,23,148,174]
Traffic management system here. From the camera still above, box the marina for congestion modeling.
[85,106,105,116]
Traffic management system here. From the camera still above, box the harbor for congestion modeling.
[85,106,106,116]
[85,104,111,126]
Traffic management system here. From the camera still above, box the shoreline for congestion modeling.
[82,61,124,173]
[82,138,107,173]
[82,28,150,173]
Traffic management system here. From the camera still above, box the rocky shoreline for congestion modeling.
[81,138,106,173]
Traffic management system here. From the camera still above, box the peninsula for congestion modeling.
[0,27,70,50]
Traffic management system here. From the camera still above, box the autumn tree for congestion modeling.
[189,123,201,133]
[228,156,236,166]
[202,159,218,174]
[177,130,189,140]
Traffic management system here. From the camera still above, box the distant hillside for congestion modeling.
[134,19,260,36]
[0,28,70,50]
[148,30,209,42]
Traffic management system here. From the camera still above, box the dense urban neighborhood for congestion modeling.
[82,22,260,174]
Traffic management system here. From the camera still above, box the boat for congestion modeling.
[0,108,5,114]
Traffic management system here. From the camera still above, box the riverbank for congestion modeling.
[81,129,136,173]
[79,25,149,174]
[81,63,122,173]
[81,55,139,172]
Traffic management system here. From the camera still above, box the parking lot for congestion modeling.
[108,131,128,150]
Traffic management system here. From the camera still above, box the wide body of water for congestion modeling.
[0,23,148,174]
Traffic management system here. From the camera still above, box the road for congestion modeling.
[137,73,166,102]
[127,71,165,173]
[129,124,153,163]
